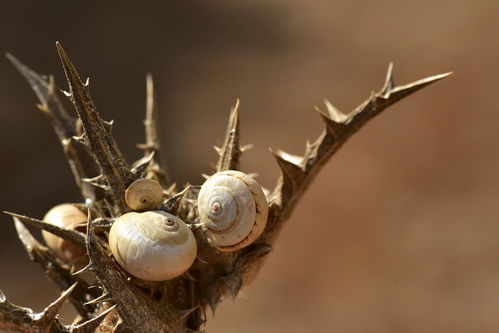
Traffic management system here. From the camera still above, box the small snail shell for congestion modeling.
[42,204,88,265]
[109,211,197,281]
[125,178,163,211]
[197,170,268,252]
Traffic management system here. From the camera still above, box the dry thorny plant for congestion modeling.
[0,43,450,333]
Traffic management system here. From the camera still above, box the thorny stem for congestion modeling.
[56,42,135,215]
[6,53,99,203]
[264,64,452,243]
[215,99,242,172]
[1,44,451,333]
[137,74,170,187]
[12,218,98,319]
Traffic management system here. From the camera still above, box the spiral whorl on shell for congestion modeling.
[197,170,269,252]
[109,211,197,281]
[125,178,163,211]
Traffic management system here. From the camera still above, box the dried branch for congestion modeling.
[5,54,98,202]
[0,286,69,333]
[0,284,110,333]
[12,217,98,318]
[5,212,86,249]
[136,74,169,187]
[55,42,135,214]
[263,64,452,243]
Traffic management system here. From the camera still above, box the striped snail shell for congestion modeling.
[197,170,268,252]
[108,211,197,281]
[42,204,88,265]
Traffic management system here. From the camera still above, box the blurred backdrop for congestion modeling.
[0,1,498,332]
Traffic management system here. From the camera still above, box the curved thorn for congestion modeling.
[70,304,117,333]
[381,62,395,95]
[5,212,86,249]
[36,283,77,328]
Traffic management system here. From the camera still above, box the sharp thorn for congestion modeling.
[324,99,348,123]
[13,217,47,256]
[213,145,222,154]
[390,71,452,95]
[88,284,104,291]
[72,263,96,276]
[162,185,191,215]
[36,283,78,327]
[83,292,110,306]
[221,275,242,301]
[131,151,155,176]
[178,306,200,320]
[273,149,304,169]
[315,106,345,136]
[70,304,117,333]
[5,211,86,249]
[215,99,242,171]
[241,143,254,152]
[381,62,395,95]
[207,291,221,317]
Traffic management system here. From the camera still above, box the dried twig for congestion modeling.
[56,42,135,214]
[0,284,113,333]
[137,74,169,187]
[263,64,452,243]
[6,53,98,202]
[214,99,242,172]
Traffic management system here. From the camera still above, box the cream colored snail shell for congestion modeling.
[197,170,268,252]
[42,204,88,265]
[108,211,197,281]
[125,178,163,211]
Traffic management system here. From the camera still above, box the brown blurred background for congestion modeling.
[0,0,498,332]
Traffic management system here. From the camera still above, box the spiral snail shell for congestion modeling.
[42,204,88,265]
[125,178,163,211]
[197,170,268,252]
[108,210,197,281]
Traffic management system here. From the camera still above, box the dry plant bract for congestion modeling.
[0,43,451,333]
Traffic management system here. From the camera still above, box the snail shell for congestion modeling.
[125,178,163,211]
[42,204,87,265]
[108,211,197,281]
[197,170,268,252]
